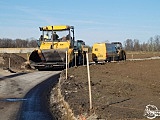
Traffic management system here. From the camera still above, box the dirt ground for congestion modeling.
[59,59,160,119]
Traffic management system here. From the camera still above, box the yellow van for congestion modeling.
[92,43,119,63]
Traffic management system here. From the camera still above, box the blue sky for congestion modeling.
[0,0,160,45]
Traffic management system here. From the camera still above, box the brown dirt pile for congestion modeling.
[0,53,27,70]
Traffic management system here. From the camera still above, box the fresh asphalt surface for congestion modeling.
[17,73,60,120]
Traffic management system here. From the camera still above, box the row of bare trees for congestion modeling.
[0,38,37,48]
[1,35,160,51]
[124,35,160,51]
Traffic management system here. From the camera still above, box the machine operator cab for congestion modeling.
[38,25,75,49]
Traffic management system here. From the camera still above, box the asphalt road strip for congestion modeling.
[16,73,60,120]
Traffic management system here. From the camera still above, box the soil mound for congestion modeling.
[0,53,27,70]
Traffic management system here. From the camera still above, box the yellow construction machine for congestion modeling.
[92,43,120,63]
[92,42,126,63]
[29,25,75,70]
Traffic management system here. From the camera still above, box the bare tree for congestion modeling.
[0,38,37,48]
[124,39,134,51]
[28,40,37,47]
[148,37,154,51]
[133,39,140,51]
[141,42,148,51]
[154,35,160,51]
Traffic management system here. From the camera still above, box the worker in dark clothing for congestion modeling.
[52,32,59,40]
[39,35,43,41]
[66,34,70,40]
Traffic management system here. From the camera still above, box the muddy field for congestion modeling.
[59,59,160,119]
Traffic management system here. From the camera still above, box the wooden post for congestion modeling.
[113,53,114,61]
[9,58,11,69]
[75,52,77,67]
[68,52,70,68]
[66,51,68,79]
[86,52,92,110]
[83,54,84,66]
[27,53,29,62]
